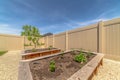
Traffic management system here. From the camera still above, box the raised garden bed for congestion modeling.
[18,50,104,80]
[21,48,61,60]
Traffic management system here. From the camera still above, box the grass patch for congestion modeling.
[0,51,8,56]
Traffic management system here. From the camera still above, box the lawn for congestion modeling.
[0,51,8,56]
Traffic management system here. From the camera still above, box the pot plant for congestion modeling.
[21,25,42,52]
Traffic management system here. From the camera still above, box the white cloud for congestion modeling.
[64,18,109,30]
[77,18,108,26]
[15,0,35,11]
[39,18,110,34]
[0,24,21,35]
[96,8,120,20]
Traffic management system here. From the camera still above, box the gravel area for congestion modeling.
[92,59,120,80]
[0,51,20,80]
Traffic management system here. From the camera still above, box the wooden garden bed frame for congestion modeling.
[21,48,61,60]
[18,50,104,80]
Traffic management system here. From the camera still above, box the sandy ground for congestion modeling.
[0,51,21,80]
[92,59,120,80]
[0,51,120,80]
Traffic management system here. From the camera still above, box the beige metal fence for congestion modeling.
[0,18,120,60]
[0,34,24,50]
[44,18,120,60]
[103,18,120,60]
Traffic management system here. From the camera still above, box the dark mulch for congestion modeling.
[29,51,96,80]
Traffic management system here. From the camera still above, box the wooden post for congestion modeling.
[98,21,104,53]
[66,31,68,51]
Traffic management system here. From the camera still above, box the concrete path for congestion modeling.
[0,51,120,80]
[92,59,120,80]
[0,51,21,80]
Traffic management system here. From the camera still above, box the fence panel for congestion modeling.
[0,34,24,50]
[54,32,66,50]
[48,36,53,47]
[103,19,120,60]
[68,24,98,52]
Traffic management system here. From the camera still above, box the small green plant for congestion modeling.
[40,43,45,46]
[87,51,93,58]
[71,48,76,55]
[49,60,55,72]
[0,51,8,56]
[79,48,84,53]
[24,44,29,46]
[48,45,53,50]
[74,52,87,63]
[60,51,64,58]
[31,48,37,52]
[24,43,32,46]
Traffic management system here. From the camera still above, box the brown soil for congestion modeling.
[29,51,96,80]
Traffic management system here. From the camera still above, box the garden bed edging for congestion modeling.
[18,50,104,80]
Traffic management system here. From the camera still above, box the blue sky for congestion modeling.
[0,0,120,35]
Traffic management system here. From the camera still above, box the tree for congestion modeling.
[21,25,42,49]
[43,32,53,37]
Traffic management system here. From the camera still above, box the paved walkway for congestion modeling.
[0,51,120,80]
[0,51,21,80]
[92,59,120,80]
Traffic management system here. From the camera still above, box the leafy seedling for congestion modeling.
[60,51,64,59]
[74,52,87,63]
[71,48,76,55]
[49,60,55,72]
[87,51,93,58]
[48,45,53,50]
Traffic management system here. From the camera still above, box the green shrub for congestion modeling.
[21,25,43,50]
[74,52,87,63]
[49,60,55,72]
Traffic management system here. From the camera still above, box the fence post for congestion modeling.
[23,36,25,50]
[66,31,68,51]
[98,21,104,53]
[53,35,54,47]
[46,36,48,48]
